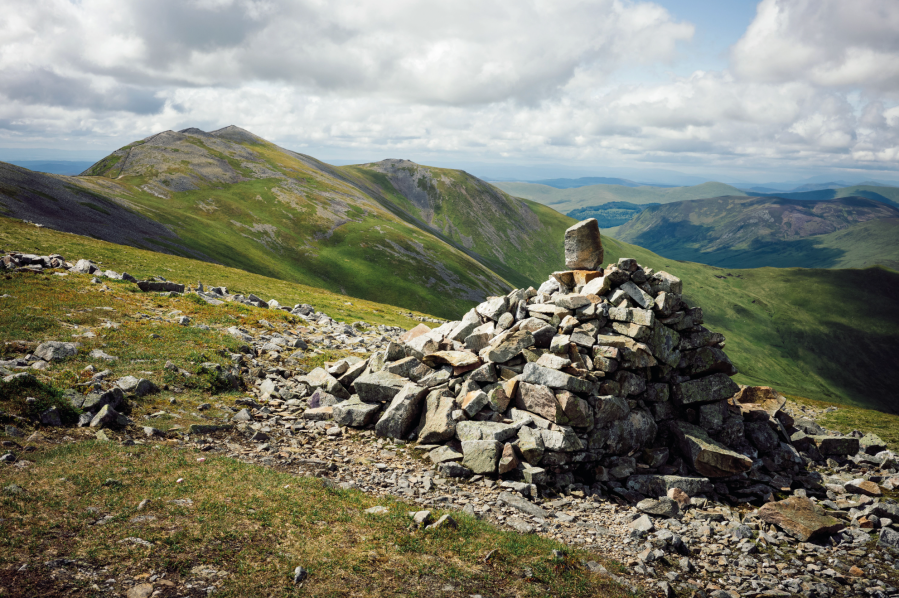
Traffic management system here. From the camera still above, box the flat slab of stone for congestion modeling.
[758,496,846,541]
[498,491,548,519]
[673,421,752,478]
[520,362,595,394]
[845,478,881,497]
[422,351,480,368]
[353,371,408,403]
[455,421,518,443]
[672,373,740,406]
[400,323,432,343]
[636,497,679,518]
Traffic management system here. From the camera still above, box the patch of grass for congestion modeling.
[0,217,436,330]
[0,374,79,424]
[0,440,631,598]
[787,393,899,452]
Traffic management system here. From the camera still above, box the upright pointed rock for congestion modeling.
[564,218,603,271]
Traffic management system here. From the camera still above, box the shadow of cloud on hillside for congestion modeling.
[769,320,899,414]
[623,217,852,269]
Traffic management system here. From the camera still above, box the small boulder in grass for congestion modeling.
[426,514,457,530]
[365,506,389,515]
[293,566,308,584]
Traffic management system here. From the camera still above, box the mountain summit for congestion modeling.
[0,127,573,317]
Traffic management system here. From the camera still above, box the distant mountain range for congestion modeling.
[492,180,744,214]
[522,176,677,189]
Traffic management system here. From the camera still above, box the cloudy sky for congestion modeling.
[2,0,898,183]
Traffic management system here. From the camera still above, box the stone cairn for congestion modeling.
[301,218,865,504]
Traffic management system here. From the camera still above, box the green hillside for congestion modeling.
[616,195,899,270]
[338,160,570,290]
[4,214,898,414]
[492,180,744,213]
[0,127,574,319]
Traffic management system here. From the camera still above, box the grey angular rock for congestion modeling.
[437,462,472,478]
[232,408,253,422]
[39,406,62,426]
[480,330,534,364]
[629,515,654,533]
[476,296,510,321]
[302,368,350,400]
[34,341,79,362]
[636,498,679,518]
[116,376,158,397]
[673,421,752,478]
[880,527,899,552]
[619,281,654,309]
[332,400,381,427]
[428,445,463,464]
[498,491,548,519]
[672,373,740,406]
[517,426,545,464]
[418,390,457,443]
[563,219,603,270]
[811,435,860,456]
[455,421,518,442]
[353,371,408,403]
[520,363,595,394]
[375,382,428,439]
[383,356,434,382]
[540,426,583,452]
[90,404,124,428]
[461,440,502,474]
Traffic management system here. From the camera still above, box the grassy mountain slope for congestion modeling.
[616,195,899,270]
[0,127,574,318]
[340,160,569,289]
[0,162,206,259]
[4,214,898,414]
[492,180,744,213]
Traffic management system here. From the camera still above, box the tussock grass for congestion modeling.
[0,439,632,597]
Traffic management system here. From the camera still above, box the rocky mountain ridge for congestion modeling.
[0,126,574,318]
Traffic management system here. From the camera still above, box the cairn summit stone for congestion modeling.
[564,218,603,271]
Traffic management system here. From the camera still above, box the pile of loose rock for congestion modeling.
[251,219,869,508]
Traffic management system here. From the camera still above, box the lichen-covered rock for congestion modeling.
[758,496,845,541]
